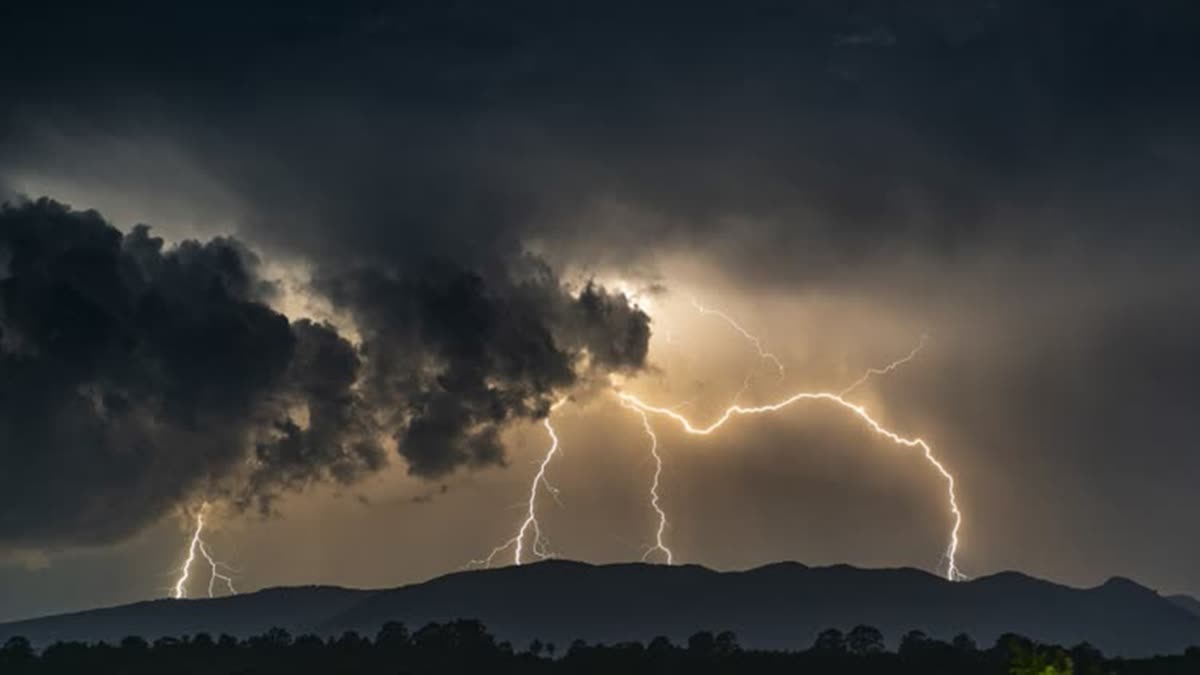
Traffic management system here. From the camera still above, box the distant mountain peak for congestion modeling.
[1101,575,1144,589]
[1167,594,1200,618]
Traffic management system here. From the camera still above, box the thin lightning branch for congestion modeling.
[198,541,238,597]
[618,390,966,581]
[172,503,239,599]
[690,297,785,380]
[621,400,674,564]
[469,398,569,568]
[732,373,755,404]
[839,334,929,397]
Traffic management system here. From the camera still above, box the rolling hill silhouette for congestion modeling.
[2,561,1197,657]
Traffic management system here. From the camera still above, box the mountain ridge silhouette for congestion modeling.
[3,560,1197,657]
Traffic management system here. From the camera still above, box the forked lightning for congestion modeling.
[469,398,569,567]
[618,388,964,581]
[172,503,238,599]
[620,302,948,577]
[468,297,961,581]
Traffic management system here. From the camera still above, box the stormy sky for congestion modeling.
[2,1,1199,621]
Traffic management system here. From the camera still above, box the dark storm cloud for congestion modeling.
[323,263,649,478]
[5,1,1198,280]
[1,0,1200,594]
[240,318,386,512]
[0,199,369,546]
[0,199,649,547]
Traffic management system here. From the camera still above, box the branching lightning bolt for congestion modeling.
[469,398,568,568]
[618,389,965,581]
[690,297,785,380]
[617,298,785,567]
[172,503,238,599]
[466,289,957,580]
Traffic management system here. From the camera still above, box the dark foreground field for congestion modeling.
[3,618,1200,675]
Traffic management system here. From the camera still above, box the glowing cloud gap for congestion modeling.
[621,400,674,564]
[617,391,965,581]
[689,297,785,380]
[172,503,238,599]
[469,398,568,568]
[839,334,929,397]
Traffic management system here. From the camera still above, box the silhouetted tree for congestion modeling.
[687,631,715,656]
[1009,641,1073,675]
[953,632,978,653]
[1069,642,1105,675]
[119,635,149,652]
[714,630,740,656]
[191,632,214,648]
[813,627,847,654]
[900,629,932,657]
[374,619,410,668]
[2,637,36,675]
[847,625,885,656]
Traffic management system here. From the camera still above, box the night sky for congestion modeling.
[2,1,1199,622]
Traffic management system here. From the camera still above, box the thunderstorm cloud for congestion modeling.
[0,199,650,548]
[0,0,1199,615]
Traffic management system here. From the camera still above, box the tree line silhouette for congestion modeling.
[2,619,1199,674]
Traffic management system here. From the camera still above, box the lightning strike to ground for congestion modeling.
[471,294,950,577]
[469,398,569,568]
[621,298,783,566]
[172,503,238,599]
[621,400,674,564]
[623,334,935,570]
[624,304,933,571]
[618,389,965,581]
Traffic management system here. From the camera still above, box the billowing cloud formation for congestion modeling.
[0,199,368,546]
[0,199,649,547]
[325,264,648,478]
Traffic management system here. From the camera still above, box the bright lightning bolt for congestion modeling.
[469,398,568,568]
[623,332,933,569]
[621,400,673,564]
[620,296,785,567]
[468,293,952,579]
[690,297,785,380]
[839,334,929,397]
[172,503,238,599]
[617,389,966,581]
[621,298,780,567]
